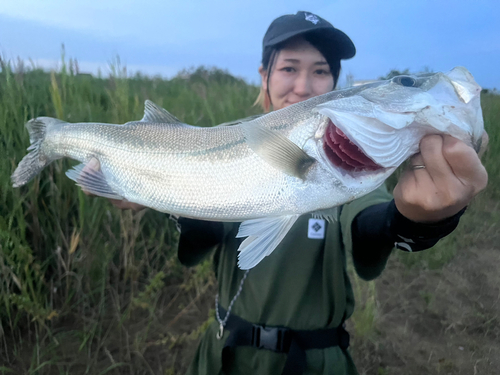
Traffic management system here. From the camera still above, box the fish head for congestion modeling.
[311,66,484,189]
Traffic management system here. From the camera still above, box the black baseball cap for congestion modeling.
[263,11,356,60]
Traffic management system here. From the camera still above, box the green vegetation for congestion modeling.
[0,57,259,374]
[1,56,499,374]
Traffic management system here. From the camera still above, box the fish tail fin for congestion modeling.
[11,117,65,187]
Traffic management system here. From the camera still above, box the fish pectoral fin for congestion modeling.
[141,100,182,124]
[242,123,315,179]
[236,214,300,269]
[66,163,124,200]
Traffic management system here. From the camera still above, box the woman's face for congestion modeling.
[260,37,334,111]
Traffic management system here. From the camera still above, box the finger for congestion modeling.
[409,152,425,169]
[110,199,131,209]
[85,157,100,171]
[419,135,455,184]
[110,198,145,211]
[408,152,434,188]
[441,135,488,194]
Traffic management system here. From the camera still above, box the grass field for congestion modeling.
[1,57,499,374]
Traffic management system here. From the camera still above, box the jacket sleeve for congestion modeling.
[351,200,465,280]
[177,218,225,267]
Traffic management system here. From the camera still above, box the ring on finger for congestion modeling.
[411,164,426,170]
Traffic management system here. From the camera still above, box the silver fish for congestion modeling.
[12,67,483,269]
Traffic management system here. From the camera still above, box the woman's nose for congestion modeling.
[293,72,312,97]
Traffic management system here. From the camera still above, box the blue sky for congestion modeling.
[1,0,499,89]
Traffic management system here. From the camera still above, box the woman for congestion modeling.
[177,11,488,375]
[85,11,487,374]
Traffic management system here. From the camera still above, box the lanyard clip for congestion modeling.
[216,323,224,340]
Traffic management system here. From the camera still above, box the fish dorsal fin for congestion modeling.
[242,122,316,179]
[141,100,182,124]
[236,214,300,269]
[217,114,265,127]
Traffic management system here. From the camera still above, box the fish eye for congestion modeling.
[393,76,417,87]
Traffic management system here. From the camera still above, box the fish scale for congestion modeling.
[12,67,484,269]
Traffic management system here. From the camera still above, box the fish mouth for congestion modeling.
[323,120,383,172]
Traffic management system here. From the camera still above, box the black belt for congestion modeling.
[219,304,350,375]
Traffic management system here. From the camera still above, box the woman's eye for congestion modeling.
[280,67,295,73]
[315,69,330,75]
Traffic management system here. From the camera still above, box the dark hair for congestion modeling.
[260,31,342,110]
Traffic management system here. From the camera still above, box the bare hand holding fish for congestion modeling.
[394,134,488,223]
[11,67,488,269]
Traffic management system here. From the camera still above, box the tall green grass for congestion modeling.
[0,57,259,374]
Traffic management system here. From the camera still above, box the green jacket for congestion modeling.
[185,185,393,375]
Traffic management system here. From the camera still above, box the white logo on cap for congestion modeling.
[304,13,320,25]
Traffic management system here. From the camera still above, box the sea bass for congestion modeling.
[12,67,484,269]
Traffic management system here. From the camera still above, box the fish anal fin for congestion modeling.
[141,100,182,124]
[236,214,299,269]
[311,207,339,223]
[66,163,124,200]
[242,123,315,179]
